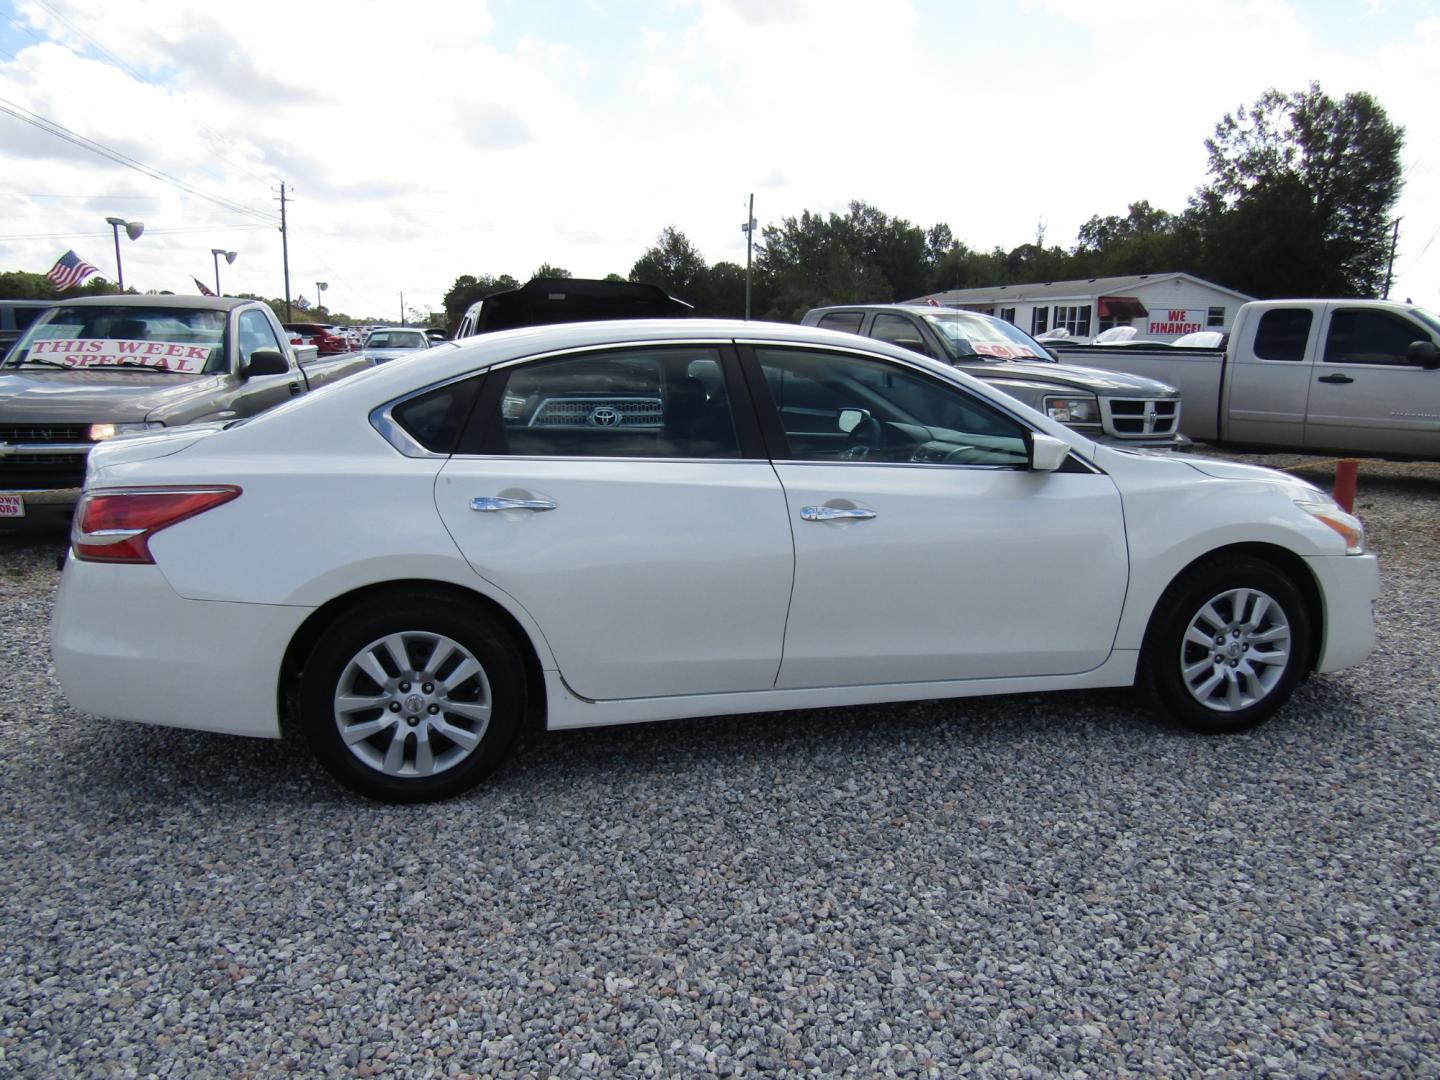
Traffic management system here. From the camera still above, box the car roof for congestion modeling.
[52,295,255,312]
[808,303,980,315]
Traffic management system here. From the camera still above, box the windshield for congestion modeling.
[5,305,227,373]
[1409,306,1440,339]
[366,331,428,349]
[920,311,1051,362]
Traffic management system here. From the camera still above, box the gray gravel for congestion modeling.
[1,451,1437,1078]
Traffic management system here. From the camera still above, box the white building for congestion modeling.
[910,272,1255,343]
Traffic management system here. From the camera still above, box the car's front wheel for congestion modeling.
[300,596,524,801]
[1140,555,1312,734]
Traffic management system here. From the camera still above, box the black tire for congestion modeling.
[300,594,525,802]
[1139,554,1312,734]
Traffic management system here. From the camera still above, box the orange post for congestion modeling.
[1333,459,1358,513]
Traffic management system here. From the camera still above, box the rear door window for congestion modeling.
[470,347,743,459]
[816,312,863,334]
[1251,308,1313,362]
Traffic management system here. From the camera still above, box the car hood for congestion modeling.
[1174,454,1319,489]
[0,368,219,422]
[364,347,428,362]
[958,358,1178,395]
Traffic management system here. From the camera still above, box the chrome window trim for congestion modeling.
[370,337,1101,470]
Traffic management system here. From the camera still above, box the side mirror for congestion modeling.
[242,348,291,379]
[1407,340,1440,370]
[1029,433,1071,472]
[838,408,867,434]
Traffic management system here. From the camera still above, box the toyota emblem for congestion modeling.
[588,406,623,427]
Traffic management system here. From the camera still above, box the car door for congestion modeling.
[740,344,1129,690]
[228,307,304,416]
[1303,305,1440,455]
[434,343,795,701]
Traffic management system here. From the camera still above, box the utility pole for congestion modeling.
[742,193,755,320]
[277,182,293,321]
[1383,217,1401,299]
[399,291,405,326]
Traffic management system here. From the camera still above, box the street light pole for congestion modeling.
[211,248,237,296]
[316,281,328,315]
[741,193,755,320]
[105,216,144,293]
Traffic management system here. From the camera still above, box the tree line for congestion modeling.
[2,84,1404,328]
[443,83,1404,327]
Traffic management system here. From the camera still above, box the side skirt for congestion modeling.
[543,651,1140,731]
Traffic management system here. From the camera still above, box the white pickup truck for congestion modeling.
[1052,299,1440,460]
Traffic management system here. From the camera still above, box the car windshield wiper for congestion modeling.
[5,357,72,369]
[109,361,189,373]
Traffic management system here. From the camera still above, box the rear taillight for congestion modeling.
[72,486,241,564]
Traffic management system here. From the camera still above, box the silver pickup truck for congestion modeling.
[0,295,371,526]
[802,304,1187,448]
[1052,299,1440,460]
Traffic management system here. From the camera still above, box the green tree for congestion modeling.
[441,273,521,330]
[754,201,933,320]
[1191,83,1403,297]
[0,271,58,299]
[629,227,709,301]
[532,263,571,279]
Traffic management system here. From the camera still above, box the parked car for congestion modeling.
[1051,298,1440,459]
[803,304,1187,448]
[282,322,351,355]
[454,277,694,338]
[1,299,54,360]
[0,296,370,526]
[51,319,1377,801]
[363,327,434,364]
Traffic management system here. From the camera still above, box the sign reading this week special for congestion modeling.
[29,338,215,373]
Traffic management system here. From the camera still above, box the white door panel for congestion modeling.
[435,459,793,700]
[774,464,1128,688]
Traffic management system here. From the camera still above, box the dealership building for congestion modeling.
[910,272,1255,343]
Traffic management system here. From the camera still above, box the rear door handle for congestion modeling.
[1317,374,1354,384]
[800,505,877,521]
[471,496,558,512]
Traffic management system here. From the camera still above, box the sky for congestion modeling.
[2,0,1439,320]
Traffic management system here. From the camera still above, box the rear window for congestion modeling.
[6,305,227,373]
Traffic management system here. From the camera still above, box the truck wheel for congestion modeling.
[1140,555,1311,734]
[300,595,524,802]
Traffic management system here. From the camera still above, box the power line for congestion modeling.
[0,224,272,241]
[24,1,275,191]
[0,96,279,225]
[0,193,164,199]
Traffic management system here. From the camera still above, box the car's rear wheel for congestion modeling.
[301,596,524,801]
[1140,555,1312,734]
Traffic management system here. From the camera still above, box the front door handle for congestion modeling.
[1317,373,1354,384]
[800,505,877,522]
[471,496,558,512]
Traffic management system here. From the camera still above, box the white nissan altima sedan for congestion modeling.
[51,319,1379,801]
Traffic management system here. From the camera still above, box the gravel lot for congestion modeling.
[1,451,1437,1078]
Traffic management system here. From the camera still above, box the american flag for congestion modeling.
[295,295,311,310]
[193,276,216,297]
[46,250,100,290]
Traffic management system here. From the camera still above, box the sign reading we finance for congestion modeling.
[30,338,214,373]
